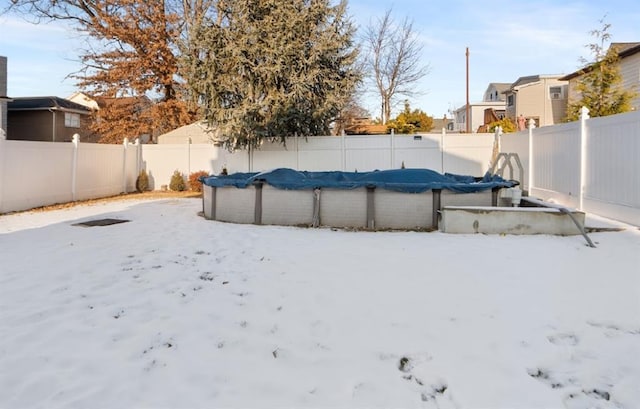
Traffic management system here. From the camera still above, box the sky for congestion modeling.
[1,0,639,119]
[1,197,639,408]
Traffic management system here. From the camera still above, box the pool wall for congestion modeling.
[203,183,498,230]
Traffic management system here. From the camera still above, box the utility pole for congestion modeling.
[465,47,470,133]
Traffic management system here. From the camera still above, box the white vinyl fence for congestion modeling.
[0,135,140,213]
[141,132,496,185]
[2,112,639,228]
[0,132,494,213]
[500,108,640,226]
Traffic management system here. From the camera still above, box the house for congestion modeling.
[343,117,387,135]
[453,102,506,133]
[157,120,217,144]
[7,96,92,142]
[67,91,100,111]
[560,42,640,111]
[430,116,454,132]
[503,74,568,128]
[484,82,511,103]
[452,83,509,133]
[68,92,155,143]
[0,56,9,138]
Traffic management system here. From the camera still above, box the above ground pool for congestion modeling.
[201,168,516,230]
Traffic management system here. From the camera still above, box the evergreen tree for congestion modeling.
[184,0,361,149]
[566,20,636,121]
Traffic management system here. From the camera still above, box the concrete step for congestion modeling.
[439,206,586,235]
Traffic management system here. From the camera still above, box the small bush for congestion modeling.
[169,170,186,191]
[136,169,149,192]
[188,170,209,192]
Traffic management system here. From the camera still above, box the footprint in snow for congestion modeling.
[547,332,579,346]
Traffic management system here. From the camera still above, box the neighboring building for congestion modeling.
[560,42,640,111]
[67,91,100,111]
[157,120,217,144]
[68,92,155,142]
[342,117,387,135]
[503,74,568,128]
[0,56,9,138]
[7,96,92,142]
[483,82,510,103]
[430,116,454,132]
[452,83,509,133]
[453,101,506,133]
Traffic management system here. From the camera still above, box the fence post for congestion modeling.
[295,133,300,170]
[188,137,192,176]
[578,106,590,211]
[527,118,536,195]
[0,128,6,212]
[122,137,129,193]
[490,126,502,171]
[71,133,79,201]
[134,138,141,177]
[390,128,395,169]
[341,130,346,171]
[440,127,445,173]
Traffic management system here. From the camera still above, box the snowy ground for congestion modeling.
[1,197,639,409]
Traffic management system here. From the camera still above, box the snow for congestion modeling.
[1,197,639,409]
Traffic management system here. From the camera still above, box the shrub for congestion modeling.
[188,170,209,192]
[136,169,149,192]
[169,170,186,191]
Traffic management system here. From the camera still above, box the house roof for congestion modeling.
[486,83,511,94]
[93,95,152,110]
[8,96,91,114]
[504,74,566,93]
[560,42,640,81]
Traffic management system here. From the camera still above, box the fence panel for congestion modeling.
[394,134,442,170]
[188,144,220,175]
[75,143,127,200]
[141,144,190,190]
[585,111,640,207]
[297,136,343,171]
[252,139,298,171]
[0,140,73,212]
[442,133,494,176]
[530,122,581,207]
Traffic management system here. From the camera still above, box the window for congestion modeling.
[65,113,80,128]
[507,95,514,106]
[549,86,563,100]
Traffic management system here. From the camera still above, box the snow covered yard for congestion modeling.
[1,197,639,409]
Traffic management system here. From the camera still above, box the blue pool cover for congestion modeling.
[201,168,516,194]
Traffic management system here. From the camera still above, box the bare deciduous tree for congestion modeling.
[2,0,207,142]
[363,9,429,124]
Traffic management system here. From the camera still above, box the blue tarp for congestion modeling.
[201,168,516,193]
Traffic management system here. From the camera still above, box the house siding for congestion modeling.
[8,110,82,142]
[619,52,640,109]
[506,77,567,127]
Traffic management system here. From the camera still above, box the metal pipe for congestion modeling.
[521,196,595,248]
